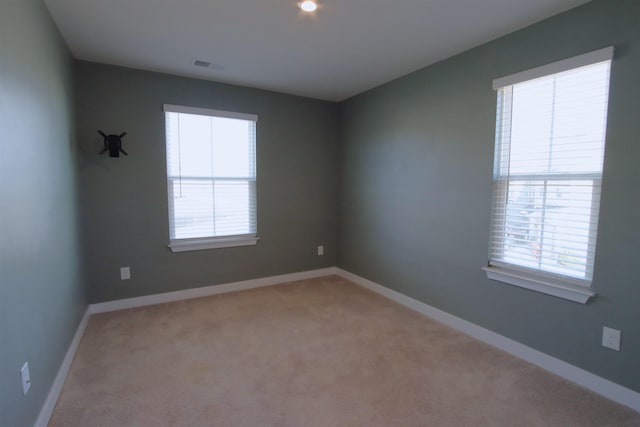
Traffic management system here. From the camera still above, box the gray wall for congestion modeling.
[2,1,638,425]
[338,0,640,392]
[0,1,87,426]
[75,62,339,303]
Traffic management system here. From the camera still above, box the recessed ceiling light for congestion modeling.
[298,0,317,13]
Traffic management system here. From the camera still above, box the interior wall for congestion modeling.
[0,1,87,426]
[337,0,640,392]
[75,62,339,303]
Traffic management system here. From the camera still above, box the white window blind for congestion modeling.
[487,48,613,295]
[164,104,257,251]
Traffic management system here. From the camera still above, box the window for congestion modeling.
[484,47,613,303]
[164,104,258,252]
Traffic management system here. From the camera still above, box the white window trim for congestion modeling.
[163,104,258,122]
[164,104,258,252]
[485,47,614,304]
[482,265,595,304]
[169,235,259,253]
[492,46,613,89]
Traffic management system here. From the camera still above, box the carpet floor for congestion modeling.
[49,275,640,426]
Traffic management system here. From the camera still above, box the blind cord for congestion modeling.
[177,115,183,198]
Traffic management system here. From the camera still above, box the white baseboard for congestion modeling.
[34,307,91,427]
[34,267,336,426]
[90,267,337,314]
[36,266,639,427]
[335,268,640,413]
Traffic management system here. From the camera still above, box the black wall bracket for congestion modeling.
[99,130,128,157]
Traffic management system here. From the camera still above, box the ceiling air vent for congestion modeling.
[193,60,211,68]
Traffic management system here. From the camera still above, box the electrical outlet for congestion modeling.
[317,245,324,256]
[20,362,31,395]
[602,326,621,351]
[120,266,131,280]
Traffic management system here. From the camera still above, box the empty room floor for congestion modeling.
[49,276,640,426]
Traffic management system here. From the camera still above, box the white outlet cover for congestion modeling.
[317,246,324,256]
[120,267,131,280]
[20,362,31,395]
[602,326,621,351]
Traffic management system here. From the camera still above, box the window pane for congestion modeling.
[168,113,214,178]
[166,112,256,179]
[212,118,255,178]
[171,180,214,239]
[550,64,610,173]
[508,79,554,174]
[213,181,256,236]
[503,62,609,176]
[169,180,256,240]
[500,180,596,279]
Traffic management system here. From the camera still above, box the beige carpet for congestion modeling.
[49,276,640,427]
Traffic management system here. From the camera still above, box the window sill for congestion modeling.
[169,235,259,252]
[482,266,595,304]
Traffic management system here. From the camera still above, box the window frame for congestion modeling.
[163,104,259,252]
[483,47,614,303]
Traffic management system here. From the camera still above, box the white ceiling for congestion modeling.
[43,0,590,101]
